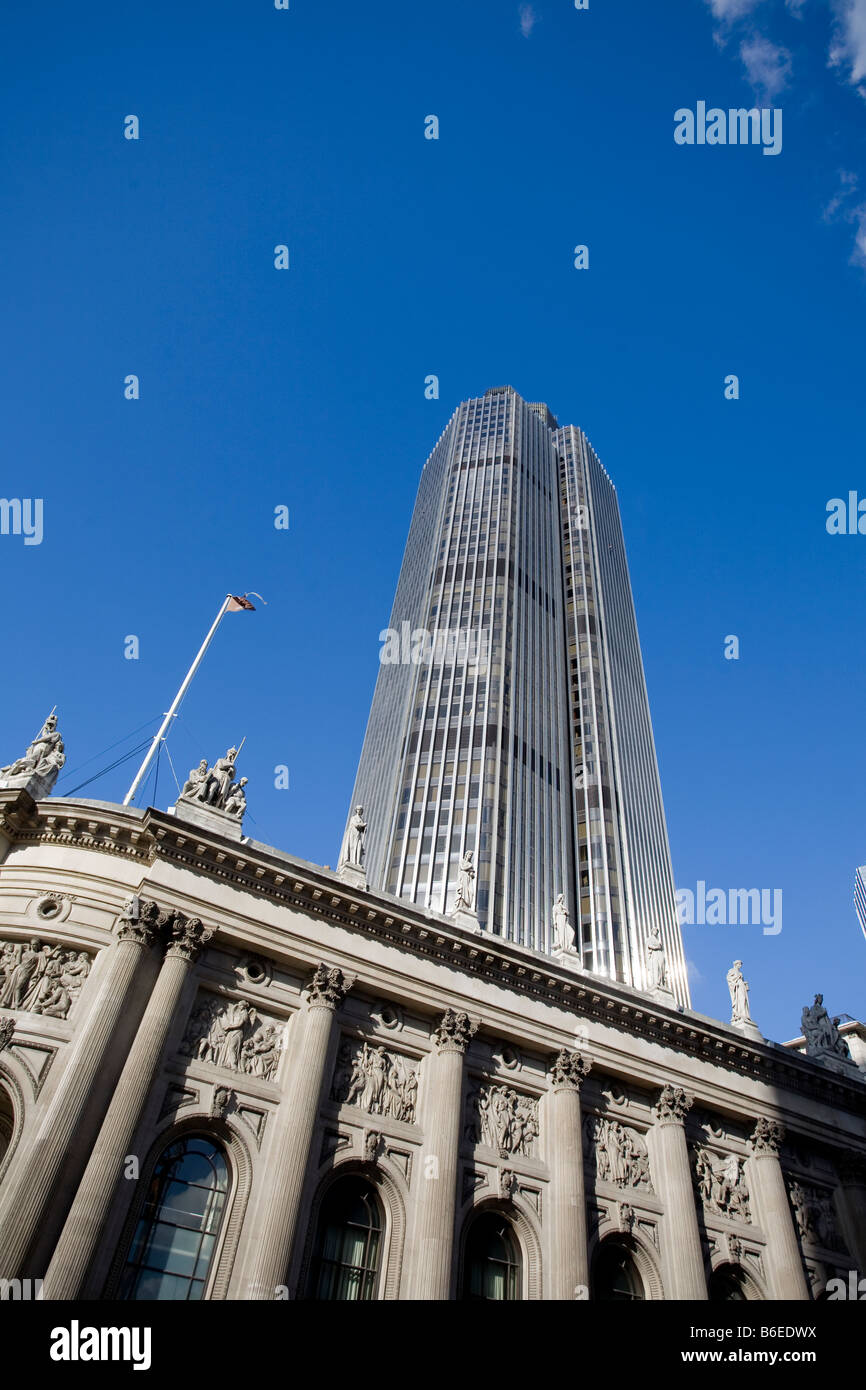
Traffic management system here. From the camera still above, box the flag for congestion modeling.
[227,595,255,611]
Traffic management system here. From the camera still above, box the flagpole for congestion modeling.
[122,595,234,807]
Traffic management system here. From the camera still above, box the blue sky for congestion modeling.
[1,0,864,1042]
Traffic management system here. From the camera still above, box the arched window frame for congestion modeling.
[456,1195,542,1300]
[298,1157,408,1300]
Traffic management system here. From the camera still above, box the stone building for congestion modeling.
[0,766,864,1300]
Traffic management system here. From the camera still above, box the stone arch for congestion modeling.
[708,1253,766,1301]
[0,1058,28,1186]
[103,1111,254,1301]
[457,1192,543,1300]
[589,1219,665,1300]
[298,1154,408,1300]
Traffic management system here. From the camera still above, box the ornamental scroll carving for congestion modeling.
[584,1116,653,1192]
[788,1180,846,1252]
[180,994,284,1080]
[693,1147,751,1223]
[465,1084,540,1158]
[331,1038,419,1124]
[0,937,91,1020]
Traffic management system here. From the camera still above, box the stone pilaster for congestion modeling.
[548,1048,591,1299]
[407,1007,478,1300]
[241,963,351,1299]
[836,1151,866,1271]
[0,898,164,1280]
[652,1084,707,1299]
[41,911,213,1299]
[748,1118,809,1300]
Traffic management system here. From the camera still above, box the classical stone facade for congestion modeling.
[0,784,864,1301]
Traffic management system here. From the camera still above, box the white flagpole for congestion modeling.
[123,595,234,807]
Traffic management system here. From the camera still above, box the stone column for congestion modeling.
[0,897,164,1280]
[548,1048,591,1299]
[836,1151,866,1272]
[242,963,351,1299]
[652,1084,707,1300]
[407,1008,477,1300]
[749,1118,809,1300]
[41,910,213,1299]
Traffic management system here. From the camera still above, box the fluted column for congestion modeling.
[407,1008,477,1300]
[836,1151,866,1271]
[0,898,164,1280]
[242,963,351,1299]
[42,911,213,1299]
[548,1048,591,1299]
[652,1085,707,1299]
[749,1118,809,1300]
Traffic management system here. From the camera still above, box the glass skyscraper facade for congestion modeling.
[346,387,689,1006]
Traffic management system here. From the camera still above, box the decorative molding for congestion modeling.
[0,1016,14,1052]
[319,1128,352,1166]
[166,914,213,963]
[235,954,273,988]
[211,1085,234,1119]
[158,1084,198,1121]
[363,1128,383,1163]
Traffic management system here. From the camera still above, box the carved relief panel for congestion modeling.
[692,1146,751,1223]
[584,1114,654,1193]
[0,937,92,1020]
[787,1179,846,1252]
[180,992,285,1080]
[331,1036,419,1124]
[464,1082,540,1158]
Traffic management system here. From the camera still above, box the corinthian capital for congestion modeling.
[549,1047,591,1092]
[751,1116,784,1157]
[433,1007,478,1054]
[166,914,214,962]
[655,1084,693,1124]
[306,963,351,1011]
[116,895,167,947]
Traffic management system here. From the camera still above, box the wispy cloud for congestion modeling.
[707,0,763,20]
[823,169,866,266]
[519,4,538,38]
[740,34,794,98]
[829,0,866,93]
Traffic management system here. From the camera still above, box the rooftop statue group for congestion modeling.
[0,713,66,794]
[180,748,248,821]
[801,993,851,1063]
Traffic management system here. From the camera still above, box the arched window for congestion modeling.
[463,1211,521,1300]
[309,1177,382,1300]
[119,1135,229,1301]
[709,1265,748,1301]
[593,1240,645,1301]
[0,1088,13,1168]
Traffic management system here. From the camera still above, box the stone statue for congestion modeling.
[202,748,238,807]
[224,777,248,819]
[551,893,575,953]
[0,713,66,793]
[181,760,208,799]
[727,960,752,1025]
[646,925,669,993]
[454,851,476,913]
[801,994,850,1061]
[343,806,367,868]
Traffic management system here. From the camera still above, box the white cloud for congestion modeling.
[706,0,763,19]
[829,0,866,92]
[739,34,794,98]
[519,4,538,37]
[823,170,866,268]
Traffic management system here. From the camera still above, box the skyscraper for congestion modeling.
[346,387,689,1006]
[855,865,866,943]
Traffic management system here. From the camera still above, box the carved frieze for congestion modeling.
[0,937,91,1020]
[584,1115,653,1192]
[693,1146,751,1223]
[465,1083,540,1158]
[180,993,284,1080]
[331,1037,419,1124]
[788,1180,846,1252]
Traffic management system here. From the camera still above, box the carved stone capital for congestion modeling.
[655,1084,693,1124]
[433,1007,478,1054]
[549,1047,591,1092]
[166,914,214,963]
[116,896,165,947]
[0,1015,14,1052]
[306,963,351,1011]
[751,1116,784,1157]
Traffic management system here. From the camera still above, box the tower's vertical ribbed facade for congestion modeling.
[346,387,689,1006]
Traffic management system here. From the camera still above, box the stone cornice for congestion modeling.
[6,796,866,1116]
